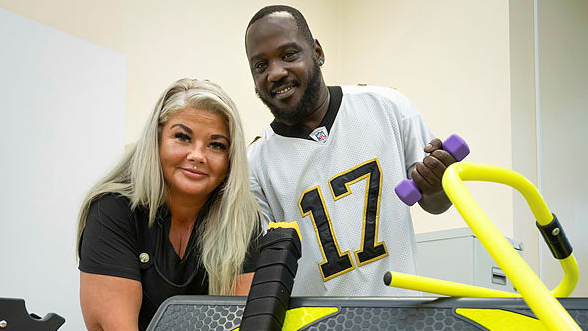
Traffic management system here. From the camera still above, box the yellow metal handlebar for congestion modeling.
[385,271,519,297]
[440,162,580,331]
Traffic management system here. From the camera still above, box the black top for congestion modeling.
[78,193,260,330]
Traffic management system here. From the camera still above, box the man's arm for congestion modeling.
[411,138,455,214]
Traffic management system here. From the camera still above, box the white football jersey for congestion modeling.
[248,85,434,296]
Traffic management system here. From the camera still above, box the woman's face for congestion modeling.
[159,107,230,201]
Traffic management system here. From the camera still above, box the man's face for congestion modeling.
[246,14,322,125]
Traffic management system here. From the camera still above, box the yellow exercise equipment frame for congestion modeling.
[388,162,580,330]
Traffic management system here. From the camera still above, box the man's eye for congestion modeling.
[283,52,298,60]
[174,132,191,142]
[253,62,267,72]
[209,142,228,150]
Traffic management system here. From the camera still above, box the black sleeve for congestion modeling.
[78,194,142,281]
[242,228,263,273]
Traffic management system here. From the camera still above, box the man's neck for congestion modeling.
[300,84,330,129]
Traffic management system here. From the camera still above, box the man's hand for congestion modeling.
[411,138,455,214]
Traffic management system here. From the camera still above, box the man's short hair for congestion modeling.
[246,5,314,46]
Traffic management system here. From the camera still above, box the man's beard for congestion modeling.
[256,64,322,125]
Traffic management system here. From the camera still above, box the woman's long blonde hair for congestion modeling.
[76,78,260,295]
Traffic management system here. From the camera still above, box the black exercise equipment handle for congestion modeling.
[239,224,302,331]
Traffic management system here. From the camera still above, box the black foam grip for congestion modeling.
[256,249,300,275]
[239,227,302,331]
[247,281,292,308]
[241,297,287,319]
[536,213,573,259]
[259,229,301,254]
[251,265,296,289]
[238,314,282,331]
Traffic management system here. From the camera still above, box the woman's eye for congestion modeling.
[174,132,191,142]
[209,141,228,150]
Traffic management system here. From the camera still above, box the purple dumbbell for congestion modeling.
[394,134,469,206]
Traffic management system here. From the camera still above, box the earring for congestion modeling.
[319,59,324,66]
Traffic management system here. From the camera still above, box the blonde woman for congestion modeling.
[77,78,261,331]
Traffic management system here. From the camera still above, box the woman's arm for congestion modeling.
[80,272,142,331]
[234,272,254,296]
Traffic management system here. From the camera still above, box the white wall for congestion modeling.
[339,0,514,236]
[509,0,588,297]
[0,8,125,330]
[0,0,342,146]
[536,0,588,296]
[510,0,542,280]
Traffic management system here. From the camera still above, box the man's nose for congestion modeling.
[267,61,287,82]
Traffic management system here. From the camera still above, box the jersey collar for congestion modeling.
[270,86,343,140]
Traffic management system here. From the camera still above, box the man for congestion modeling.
[245,5,455,296]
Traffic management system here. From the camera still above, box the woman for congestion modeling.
[77,78,261,331]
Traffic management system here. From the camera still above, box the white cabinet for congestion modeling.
[416,227,523,294]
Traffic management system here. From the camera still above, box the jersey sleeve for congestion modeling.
[249,179,275,225]
[78,194,142,281]
[390,90,435,178]
[247,142,275,225]
[402,115,434,178]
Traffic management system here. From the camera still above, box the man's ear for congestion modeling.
[314,39,325,65]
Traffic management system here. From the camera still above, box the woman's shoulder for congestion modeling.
[79,192,145,281]
[86,193,141,227]
[91,192,131,206]
[89,192,132,212]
